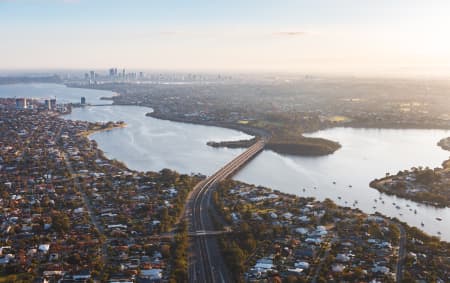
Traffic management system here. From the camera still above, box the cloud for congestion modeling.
[274,31,307,36]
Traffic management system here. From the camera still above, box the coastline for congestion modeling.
[370,136,450,208]
[79,121,127,138]
[336,123,450,131]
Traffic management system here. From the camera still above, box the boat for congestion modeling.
[348,185,352,188]
[414,209,417,214]
[338,196,342,200]
[333,181,336,185]
[421,222,424,226]
[436,217,442,221]
[396,205,401,209]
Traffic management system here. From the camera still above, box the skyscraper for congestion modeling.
[50,99,56,110]
[15,98,27,109]
[90,70,95,81]
[44,99,51,110]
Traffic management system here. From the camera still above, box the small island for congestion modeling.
[438,137,450,151]
[370,137,450,208]
[266,136,341,156]
[207,137,259,149]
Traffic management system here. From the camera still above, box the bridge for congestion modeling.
[186,140,265,283]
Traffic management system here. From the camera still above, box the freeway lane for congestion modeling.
[187,140,265,283]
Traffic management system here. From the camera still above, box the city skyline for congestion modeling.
[1,0,450,76]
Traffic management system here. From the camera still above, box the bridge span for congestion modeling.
[186,140,265,283]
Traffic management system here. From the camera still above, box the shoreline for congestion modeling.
[59,110,127,138]
[369,178,449,208]
[145,110,271,139]
[146,110,341,156]
[79,121,127,138]
[55,99,450,240]
[370,137,450,208]
[334,123,450,131]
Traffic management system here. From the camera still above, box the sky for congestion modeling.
[1,0,450,75]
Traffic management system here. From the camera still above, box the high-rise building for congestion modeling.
[15,98,27,109]
[44,99,51,110]
[109,68,115,77]
[90,70,95,81]
[50,99,56,110]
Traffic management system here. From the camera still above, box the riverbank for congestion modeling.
[370,137,450,208]
[344,121,450,131]
[79,120,127,138]
[145,110,270,139]
[146,110,341,156]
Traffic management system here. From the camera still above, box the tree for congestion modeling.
[52,212,70,233]
[67,253,81,265]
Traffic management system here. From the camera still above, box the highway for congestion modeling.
[186,140,265,283]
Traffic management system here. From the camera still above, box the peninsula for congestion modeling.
[370,137,450,207]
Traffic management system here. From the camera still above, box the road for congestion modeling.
[187,140,265,283]
[311,236,338,283]
[395,222,407,282]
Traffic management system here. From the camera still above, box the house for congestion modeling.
[331,263,345,273]
[294,247,316,259]
[294,261,310,269]
[73,270,91,280]
[138,269,162,282]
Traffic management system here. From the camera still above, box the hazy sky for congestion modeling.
[1,0,450,75]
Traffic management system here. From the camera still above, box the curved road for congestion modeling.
[187,140,265,283]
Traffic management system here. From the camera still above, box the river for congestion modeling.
[1,83,449,241]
